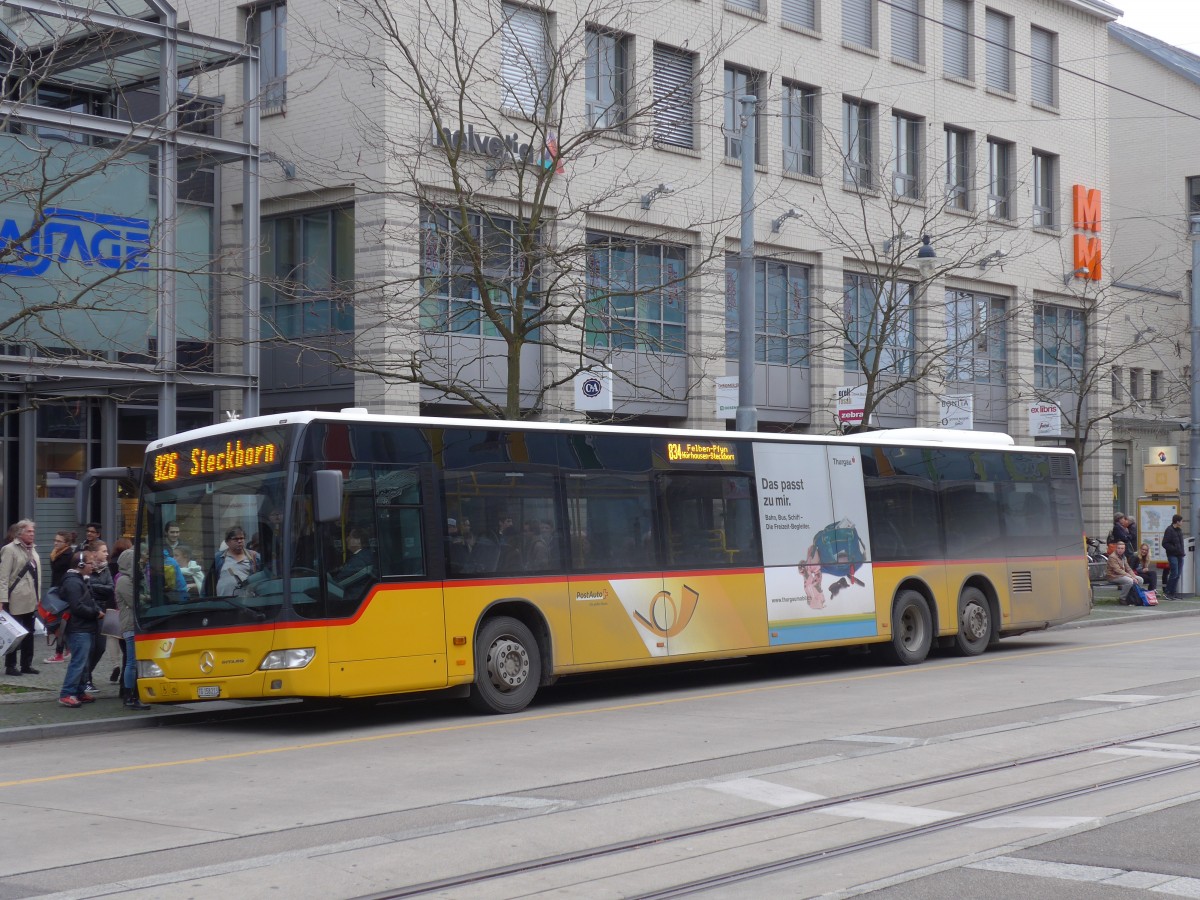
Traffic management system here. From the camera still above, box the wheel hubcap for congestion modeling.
[963,603,987,640]
[486,637,530,692]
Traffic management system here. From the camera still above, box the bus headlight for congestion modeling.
[137,660,164,678]
[259,648,316,670]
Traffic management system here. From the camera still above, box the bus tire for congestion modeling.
[469,616,541,714]
[953,587,992,656]
[883,590,932,666]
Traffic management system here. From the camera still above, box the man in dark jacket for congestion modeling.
[58,550,106,708]
[1163,515,1187,600]
[1111,514,1138,568]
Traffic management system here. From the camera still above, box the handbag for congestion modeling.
[100,611,123,638]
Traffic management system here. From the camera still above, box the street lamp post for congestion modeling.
[1189,220,1200,596]
[735,95,758,433]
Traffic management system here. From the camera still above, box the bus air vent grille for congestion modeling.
[1010,571,1034,592]
[1050,456,1075,479]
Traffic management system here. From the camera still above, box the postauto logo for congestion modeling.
[1,207,151,276]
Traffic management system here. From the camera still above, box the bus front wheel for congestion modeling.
[953,587,992,656]
[469,616,541,714]
[883,590,932,665]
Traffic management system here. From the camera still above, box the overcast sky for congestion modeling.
[1116,2,1200,53]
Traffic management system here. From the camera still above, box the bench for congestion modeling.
[1091,581,1123,603]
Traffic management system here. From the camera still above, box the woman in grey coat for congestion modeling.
[115,547,150,710]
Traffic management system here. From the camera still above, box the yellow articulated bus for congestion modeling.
[122,412,1090,713]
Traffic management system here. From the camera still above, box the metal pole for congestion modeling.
[1189,229,1200,596]
[157,8,178,438]
[735,95,758,433]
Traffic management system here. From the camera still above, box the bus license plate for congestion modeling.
[196,686,221,699]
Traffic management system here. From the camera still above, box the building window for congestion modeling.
[891,0,921,64]
[262,206,354,338]
[1033,303,1084,390]
[893,113,922,199]
[1187,176,1200,234]
[844,274,914,375]
[500,2,551,118]
[843,0,874,48]
[585,29,629,130]
[725,258,810,365]
[1111,366,1122,401]
[586,233,687,355]
[1129,368,1144,401]
[727,0,761,13]
[943,0,971,79]
[945,126,971,210]
[843,98,874,188]
[653,44,696,149]
[1033,151,1058,228]
[946,291,1006,383]
[987,137,1014,220]
[724,65,764,164]
[247,2,287,110]
[1031,26,1058,106]
[1151,370,1162,402]
[985,9,1014,93]
[781,0,816,30]
[782,82,817,176]
[420,208,540,338]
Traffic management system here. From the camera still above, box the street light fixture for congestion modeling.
[915,234,937,279]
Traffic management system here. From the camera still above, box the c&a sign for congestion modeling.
[1071,185,1101,281]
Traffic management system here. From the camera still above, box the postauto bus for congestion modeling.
[125,411,1090,713]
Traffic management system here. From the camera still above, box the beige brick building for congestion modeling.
[1107,24,1200,535]
[182,0,1129,533]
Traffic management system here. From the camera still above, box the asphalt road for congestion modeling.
[2,615,1200,898]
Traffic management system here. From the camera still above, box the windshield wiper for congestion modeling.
[207,595,267,621]
[142,595,266,626]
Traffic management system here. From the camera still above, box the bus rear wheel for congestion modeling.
[953,587,992,656]
[883,590,932,665]
[469,616,541,714]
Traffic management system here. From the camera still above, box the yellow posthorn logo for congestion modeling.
[633,585,700,638]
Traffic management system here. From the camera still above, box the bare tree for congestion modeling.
[798,120,1031,433]
[273,0,744,419]
[1007,247,1190,485]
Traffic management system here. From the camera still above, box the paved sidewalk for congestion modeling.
[0,635,296,744]
[4,596,1200,744]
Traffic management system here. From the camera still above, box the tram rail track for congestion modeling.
[355,719,1200,899]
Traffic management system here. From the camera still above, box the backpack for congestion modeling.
[37,586,70,626]
[812,519,867,578]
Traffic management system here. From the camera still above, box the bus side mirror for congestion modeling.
[313,470,344,523]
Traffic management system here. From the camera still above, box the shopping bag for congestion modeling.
[0,609,29,658]
[1145,589,1158,606]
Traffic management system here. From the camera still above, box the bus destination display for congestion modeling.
[151,435,284,484]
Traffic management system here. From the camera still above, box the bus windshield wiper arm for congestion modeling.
[210,595,267,621]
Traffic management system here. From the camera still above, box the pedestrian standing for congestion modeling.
[44,530,76,663]
[115,547,149,710]
[0,519,41,676]
[58,550,104,707]
[1163,514,1187,600]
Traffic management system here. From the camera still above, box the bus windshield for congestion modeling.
[138,469,290,632]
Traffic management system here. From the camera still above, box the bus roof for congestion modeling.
[147,410,1071,457]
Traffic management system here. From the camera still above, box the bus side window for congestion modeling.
[565,473,656,573]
